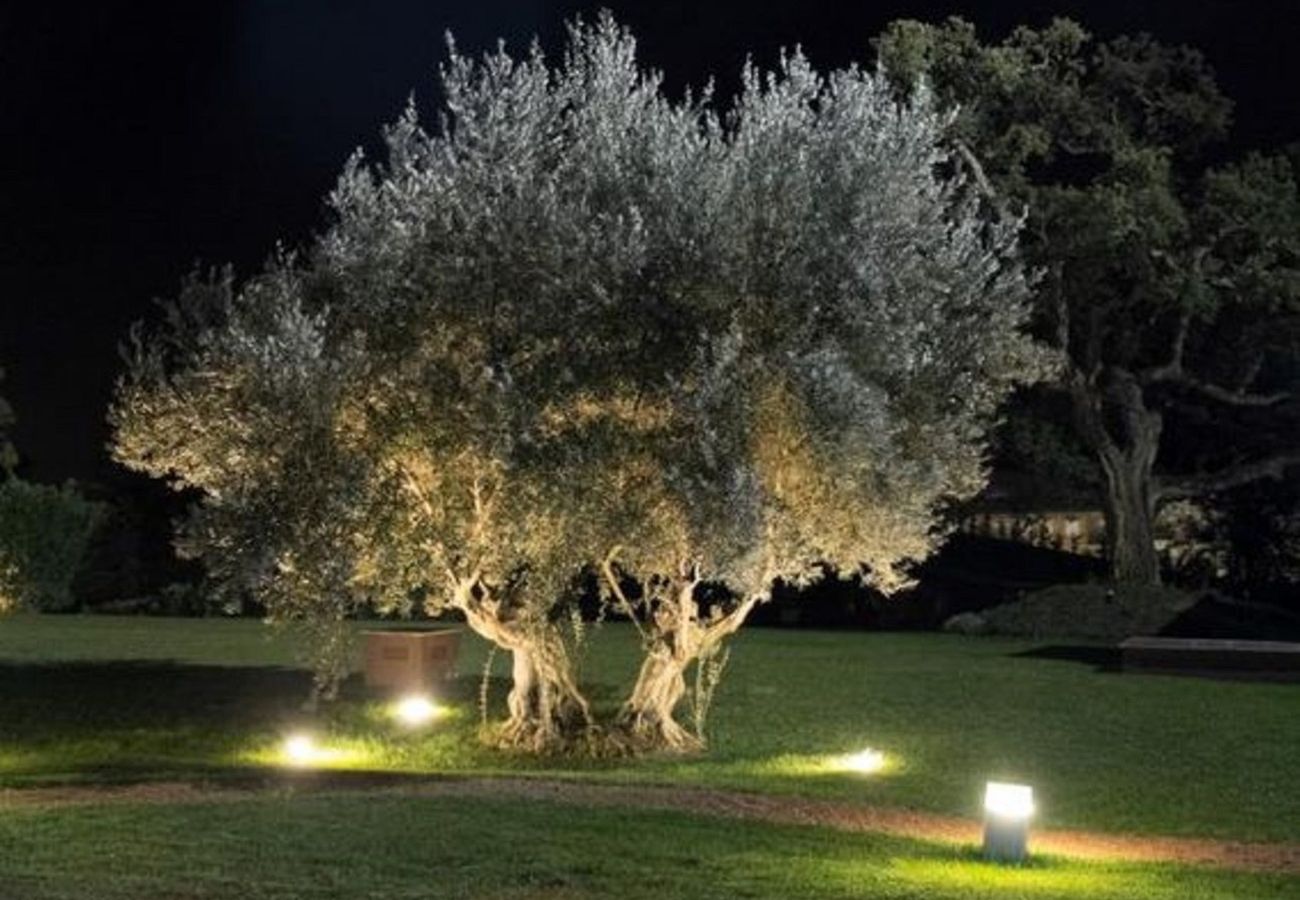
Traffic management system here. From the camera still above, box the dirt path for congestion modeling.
[4,774,1299,875]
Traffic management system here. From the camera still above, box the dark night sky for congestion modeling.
[3,1,1299,485]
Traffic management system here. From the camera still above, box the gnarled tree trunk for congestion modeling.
[620,631,700,752]
[612,572,757,753]
[452,581,593,752]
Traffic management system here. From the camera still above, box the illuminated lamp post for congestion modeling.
[983,781,1033,863]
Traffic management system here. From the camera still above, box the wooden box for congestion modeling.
[363,628,462,693]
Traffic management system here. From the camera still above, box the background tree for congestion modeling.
[0,362,104,614]
[876,18,1300,585]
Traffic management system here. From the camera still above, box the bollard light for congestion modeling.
[983,781,1033,863]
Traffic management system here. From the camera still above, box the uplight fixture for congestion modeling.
[282,733,322,767]
[393,694,441,727]
[839,747,887,774]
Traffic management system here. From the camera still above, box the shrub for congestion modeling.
[0,480,106,612]
[978,583,1196,640]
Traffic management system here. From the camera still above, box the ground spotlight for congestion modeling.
[393,694,441,727]
[838,747,887,774]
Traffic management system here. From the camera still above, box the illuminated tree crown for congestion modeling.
[112,14,1047,750]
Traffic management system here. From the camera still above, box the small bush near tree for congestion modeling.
[975,582,1196,640]
[0,480,105,612]
[1221,479,1300,605]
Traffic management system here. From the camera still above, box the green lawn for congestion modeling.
[0,614,1297,847]
[2,792,1294,900]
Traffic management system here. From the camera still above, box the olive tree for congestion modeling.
[113,16,1043,753]
[318,19,741,750]
[114,16,713,748]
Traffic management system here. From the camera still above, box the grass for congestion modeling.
[1,792,1295,900]
[0,614,1297,845]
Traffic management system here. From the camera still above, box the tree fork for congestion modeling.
[453,581,594,751]
[612,571,759,753]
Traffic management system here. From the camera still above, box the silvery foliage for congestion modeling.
[647,52,1048,596]
[316,15,729,615]
[112,262,407,694]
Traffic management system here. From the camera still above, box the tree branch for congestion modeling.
[1140,309,1191,383]
[600,546,647,641]
[1233,356,1266,394]
[954,140,998,206]
[1138,309,1289,406]
[701,593,761,649]
[1147,365,1290,407]
[1158,452,1300,501]
[1050,265,1070,353]
[1179,379,1290,407]
[1064,363,1119,458]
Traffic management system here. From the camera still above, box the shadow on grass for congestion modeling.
[0,661,519,738]
[1007,645,1121,672]
[0,660,622,738]
[0,659,629,787]
[0,661,320,737]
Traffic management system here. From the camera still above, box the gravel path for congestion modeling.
[4,774,1299,875]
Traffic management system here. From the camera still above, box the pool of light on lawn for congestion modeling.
[236,734,375,770]
[230,699,473,772]
[737,750,904,780]
[887,857,1127,896]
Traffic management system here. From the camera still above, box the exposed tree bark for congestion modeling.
[1066,362,1165,585]
[609,565,758,753]
[617,579,704,753]
[451,579,594,752]
[1099,440,1162,585]
[621,641,701,752]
